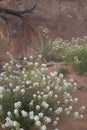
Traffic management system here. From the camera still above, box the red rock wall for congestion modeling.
[0,0,87,59]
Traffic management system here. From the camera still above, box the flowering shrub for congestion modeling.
[0,53,85,130]
[52,36,87,74]
[64,44,87,74]
[39,33,87,63]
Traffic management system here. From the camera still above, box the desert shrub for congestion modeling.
[53,36,87,62]
[70,36,87,45]
[0,53,85,130]
[39,38,60,62]
[52,38,69,61]
[64,44,87,74]
[39,32,87,64]
[39,29,67,62]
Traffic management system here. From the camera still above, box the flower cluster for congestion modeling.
[0,54,85,130]
[52,36,87,63]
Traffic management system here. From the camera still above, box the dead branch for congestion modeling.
[0,3,37,17]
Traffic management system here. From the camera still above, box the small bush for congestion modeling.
[0,53,85,130]
[39,33,87,65]
[39,39,60,62]
[39,29,66,62]
[64,44,87,74]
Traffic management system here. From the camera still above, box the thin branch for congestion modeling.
[0,3,37,17]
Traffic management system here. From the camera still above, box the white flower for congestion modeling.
[5,63,9,66]
[38,55,42,59]
[70,78,74,82]
[54,71,57,75]
[64,82,68,89]
[79,114,84,119]
[21,89,25,95]
[43,94,48,100]
[30,55,33,59]
[7,111,12,117]
[28,62,33,66]
[50,72,56,77]
[14,109,19,116]
[16,64,21,69]
[14,101,22,109]
[56,117,59,121]
[38,95,41,99]
[54,95,58,98]
[1,124,5,129]
[29,111,34,116]
[40,125,47,130]
[53,121,58,126]
[35,120,41,127]
[74,98,78,104]
[64,99,69,104]
[5,117,13,127]
[26,80,31,85]
[9,83,13,88]
[10,60,14,64]
[42,101,49,109]
[66,93,71,99]
[34,115,39,121]
[33,94,37,98]
[41,68,46,72]
[74,112,79,119]
[19,128,24,130]
[29,114,34,120]
[59,73,63,78]
[21,110,28,117]
[33,82,39,87]
[23,57,27,61]
[54,129,59,130]
[46,86,50,91]
[43,116,51,123]
[6,89,11,93]
[0,87,4,94]
[5,117,11,122]
[68,106,73,111]
[41,64,47,68]
[12,121,19,127]
[73,82,77,87]
[13,89,17,92]
[57,101,60,104]
[29,102,33,107]
[6,51,10,55]
[13,86,20,92]
[55,107,63,115]
[65,110,70,115]
[34,62,39,67]
[48,91,53,97]
[29,86,33,89]
[79,106,85,113]
[42,77,46,81]
[38,112,44,118]
[36,105,40,110]
[0,94,3,99]
[24,74,27,78]
[41,92,44,95]
[29,111,34,120]
[49,107,53,112]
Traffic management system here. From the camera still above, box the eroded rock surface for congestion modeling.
[0,0,87,59]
